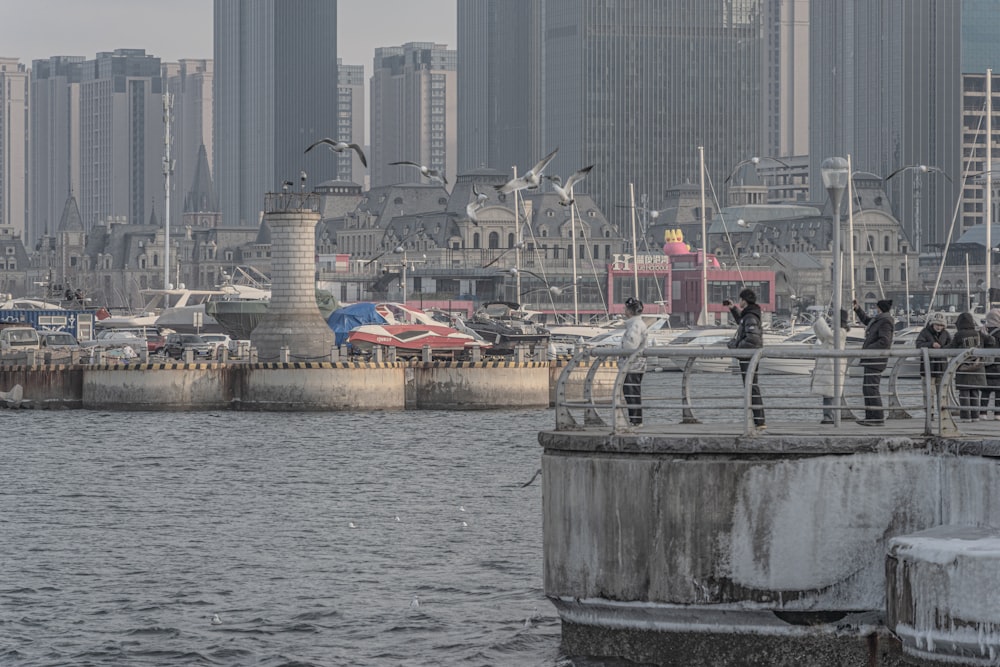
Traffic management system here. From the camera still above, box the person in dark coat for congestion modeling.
[947,311,990,422]
[852,298,895,425]
[981,308,1000,420]
[915,311,952,414]
[725,287,765,429]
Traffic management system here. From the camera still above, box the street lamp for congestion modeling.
[886,163,951,254]
[822,156,850,425]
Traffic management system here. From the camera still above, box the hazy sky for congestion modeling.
[1,0,457,70]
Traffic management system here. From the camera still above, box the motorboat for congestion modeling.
[331,301,490,358]
[97,286,228,332]
[465,301,550,356]
[662,327,739,373]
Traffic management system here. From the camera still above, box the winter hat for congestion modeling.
[739,288,757,304]
[624,297,643,314]
[986,308,1000,329]
[839,309,851,332]
[876,299,892,313]
[929,312,948,326]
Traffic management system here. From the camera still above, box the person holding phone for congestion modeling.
[725,288,765,430]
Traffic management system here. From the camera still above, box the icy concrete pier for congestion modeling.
[539,346,1000,665]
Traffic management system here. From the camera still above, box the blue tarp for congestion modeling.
[326,302,387,346]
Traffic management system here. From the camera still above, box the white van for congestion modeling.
[0,326,41,351]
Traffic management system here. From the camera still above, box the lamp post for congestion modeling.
[887,163,950,254]
[821,157,850,425]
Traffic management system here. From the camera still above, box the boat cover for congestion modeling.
[327,302,388,346]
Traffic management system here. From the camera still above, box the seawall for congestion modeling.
[0,360,603,411]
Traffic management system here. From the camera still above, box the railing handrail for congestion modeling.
[555,344,1000,438]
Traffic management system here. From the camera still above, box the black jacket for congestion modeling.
[947,312,992,386]
[729,303,763,349]
[853,305,894,368]
[915,323,952,378]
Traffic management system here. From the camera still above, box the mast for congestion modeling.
[629,183,639,294]
[162,92,174,290]
[987,68,993,309]
[570,195,579,323]
[698,146,708,326]
[847,154,856,321]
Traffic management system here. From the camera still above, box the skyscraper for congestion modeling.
[214,0,338,227]
[0,58,29,239]
[370,43,457,188]
[163,59,214,233]
[30,56,84,246]
[458,1,765,227]
[457,0,544,175]
[762,0,810,159]
[337,59,366,186]
[809,0,962,250]
[78,49,164,231]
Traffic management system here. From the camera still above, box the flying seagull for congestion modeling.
[390,161,447,185]
[546,164,594,206]
[466,184,489,222]
[495,148,559,195]
[304,137,368,168]
[521,468,542,488]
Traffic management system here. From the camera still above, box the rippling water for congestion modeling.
[0,409,562,666]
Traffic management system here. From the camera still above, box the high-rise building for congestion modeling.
[163,59,214,232]
[459,1,766,229]
[370,42,457,188]
[337,58,366,186]
[457,0,544,175]
[77,49,164,231]
[809,0,962,251]
[762,0,809,159]
[0,58,29,239]
[959,2,1000,236]
[29,56,84,247]
[214,0,338,227]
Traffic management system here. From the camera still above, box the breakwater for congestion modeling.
[0,359,616,411]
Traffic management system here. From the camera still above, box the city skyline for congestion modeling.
[1,0,456,78]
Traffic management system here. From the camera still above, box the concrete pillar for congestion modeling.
[386,346,397,363]
[470,344,482,362]
[330,346,340,362]
[249,347,258,363]
[280,346,290,363]
[184,349,194,363]
[250,205,335,360]
[422,345,432,362]
[26,349,36,366]
[373,346,383,363]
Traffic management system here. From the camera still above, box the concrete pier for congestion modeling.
[539,346,1000,665]
[250,196,335,360]
[538,426,1000,665]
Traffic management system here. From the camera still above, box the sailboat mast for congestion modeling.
[987,68,993,309]
[699,146,708,326]
[629,183,639,294]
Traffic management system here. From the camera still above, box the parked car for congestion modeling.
[163,333,214,360]
[39,331,80,350]
[146,332,167,355]
[80,329,147,350]
[200,332,233,356]
[0,326,41,352]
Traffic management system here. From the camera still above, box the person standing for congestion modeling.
[915,312,952,416]
[947,312,990,422]
[725,288,765,429]
[609,297,648,426]
[810,310,850,424]
[852,298,895,426]
[981,308,1000,420]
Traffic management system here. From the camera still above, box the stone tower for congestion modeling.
[250,193,335,360]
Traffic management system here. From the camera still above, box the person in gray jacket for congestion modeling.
[608,297,649,426]
[852,298,895,425]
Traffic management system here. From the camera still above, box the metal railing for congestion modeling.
[554,344,1000,438]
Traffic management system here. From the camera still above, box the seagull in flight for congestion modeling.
[304,137,368,168]
[466,184,489,222]
[546,164,594,206]
[390,161,447,185]
[495,148,559,195]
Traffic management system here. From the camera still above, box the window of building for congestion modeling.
[488,232,499,249]
[865,266,876,282]
[473,233,481,249]
[883,267,891,282]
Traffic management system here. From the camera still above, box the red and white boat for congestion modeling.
[345,302,490,357]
